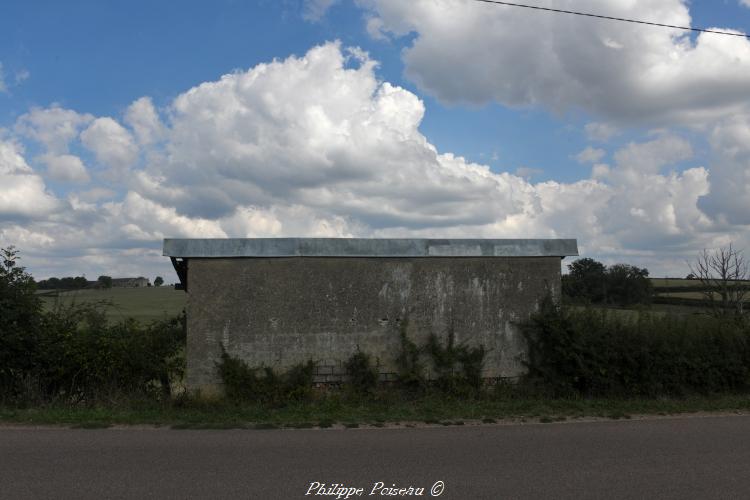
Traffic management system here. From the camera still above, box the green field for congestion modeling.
[660,291,720,300]
[38,287,186,323]
[651,278,750,288]
[651,278,694,288]
[650,278,750,308]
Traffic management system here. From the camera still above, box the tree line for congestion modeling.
[563,245,748,319]
[562,258,653,306]
[36,275,165,289]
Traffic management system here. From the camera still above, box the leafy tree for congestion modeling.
[38,276,88,290]
[562,257,607,303]
[154,276,164,287]
[55,276,88,290]
[37,277,61,290]
[563,258,652,306]
[59,277,75,289]
[97,275,113,289]
[606,264,652,306]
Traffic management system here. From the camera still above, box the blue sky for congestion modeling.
[1,0,750,279]
[5,0,745,181]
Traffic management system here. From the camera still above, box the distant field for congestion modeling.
[659,291,712,300]
[651,278,750,288]
[38,287,186,324]
[650,278,750,308]
[651,278,701,288]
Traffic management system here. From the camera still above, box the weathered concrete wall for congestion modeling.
[186,256,561,394]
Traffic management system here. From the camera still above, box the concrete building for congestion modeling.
[164,238,578,394]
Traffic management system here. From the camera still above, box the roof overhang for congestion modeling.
[163,238,579,258]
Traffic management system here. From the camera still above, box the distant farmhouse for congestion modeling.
[112,277,150,288]
[87,277,150,288]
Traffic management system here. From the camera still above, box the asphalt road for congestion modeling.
[2,415,750,499]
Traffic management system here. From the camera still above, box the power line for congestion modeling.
[470,0,750,38]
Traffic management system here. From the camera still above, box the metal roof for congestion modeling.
[163,238,578,258]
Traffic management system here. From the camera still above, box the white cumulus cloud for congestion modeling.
[38,153,90,183]
[576,147,606,164]
[360,0,750,126]
[15,106,93,154]
[0,141,60,219]
[302,0,340,21]
[125,97,166,146]
[698,113,750,225]
[81,117,139,172]
[145,42,523,230]
[585,122,619,142]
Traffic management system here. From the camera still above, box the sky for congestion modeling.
[1,0,750,281]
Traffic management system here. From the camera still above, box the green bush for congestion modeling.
[426,330,486,395]
[394,319,426,392]
[344,350,378,395]
[522,298,750,397]
[1,245,186,403]
[35,303,185,402]
[216,347,313,404]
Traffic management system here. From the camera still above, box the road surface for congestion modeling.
[2,415,749,499]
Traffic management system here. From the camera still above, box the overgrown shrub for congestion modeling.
[522,297,750,397]
[394,319,425,392]
[36,303,185,402]
[216,347,313,404]
[1,302,186,403]
[392,318,487,396]
[0,247,186,403]
[426,330,486,395]
[344,350,378,395]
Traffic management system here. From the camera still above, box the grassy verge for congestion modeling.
[2,393,750,429]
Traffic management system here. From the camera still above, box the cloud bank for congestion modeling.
[360,0,750,125]
[0,38,748,279]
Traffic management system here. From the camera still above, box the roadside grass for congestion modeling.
[2,393,750,429]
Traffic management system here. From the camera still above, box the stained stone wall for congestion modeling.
[184,256,563,394]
